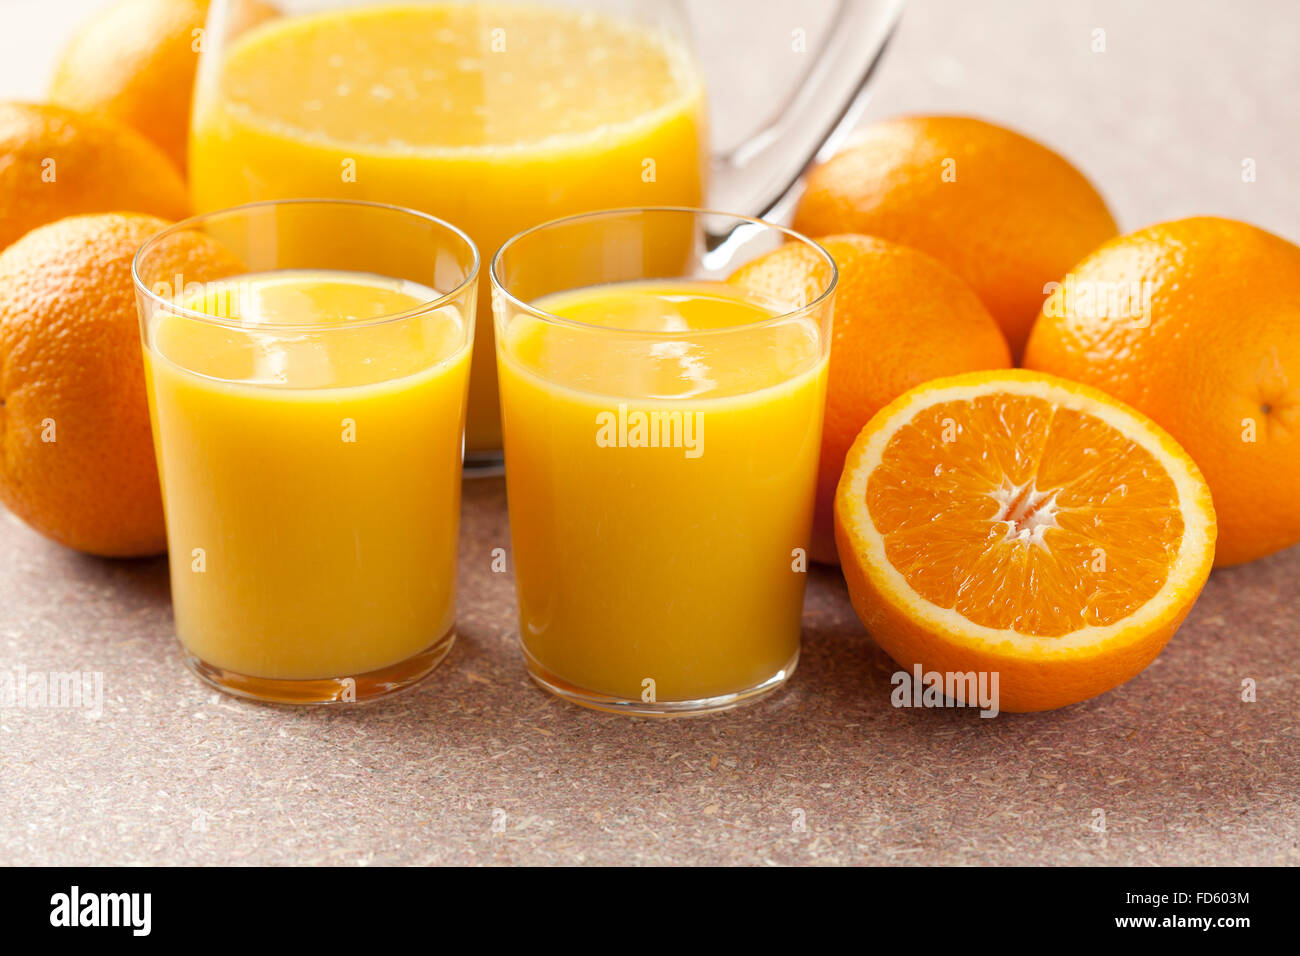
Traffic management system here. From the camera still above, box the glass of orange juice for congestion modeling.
[491,208,837,715]
[132,200,478,704]
[189,0,899,470]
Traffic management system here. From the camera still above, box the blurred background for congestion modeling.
[2,0,1295,237]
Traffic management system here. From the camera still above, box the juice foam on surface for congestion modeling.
[153,269,466,389]
[214,2,702,152]
[504,280,823,401]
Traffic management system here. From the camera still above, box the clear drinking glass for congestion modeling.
[188,0,901,470]
[133,199,478,704]
[491,207,837,715]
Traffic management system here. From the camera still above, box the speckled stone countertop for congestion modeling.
[4,476,1297,865]
[2,0,1297,865]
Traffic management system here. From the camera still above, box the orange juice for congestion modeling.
[496,280,828,704]
[142,270,471,682]
[189,2,707,454]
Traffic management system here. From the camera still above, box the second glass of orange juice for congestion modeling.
[492,208,837,715]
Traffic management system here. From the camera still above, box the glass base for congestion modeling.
[463,448,504,477]
[522,644,799,717]
[183,627,455,705]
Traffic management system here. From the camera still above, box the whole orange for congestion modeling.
[49,0,210,172]
[0,102,190,250]
[49,0,279,173]
[730,234,1012,564]
[1024,216,1300,566]
[0,214,171,557]
[793,115,1119,358]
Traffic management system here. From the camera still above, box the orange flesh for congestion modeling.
[865,394,1185,636]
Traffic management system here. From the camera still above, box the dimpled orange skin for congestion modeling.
[793,115,1119,358]
[0,102,190,250]
[729,234,1012,564]
[1024,216,1300,566]
[0,214,171,557]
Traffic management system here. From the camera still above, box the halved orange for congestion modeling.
[834,370,1216,712]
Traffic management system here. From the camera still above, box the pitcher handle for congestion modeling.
[707,0,904,222]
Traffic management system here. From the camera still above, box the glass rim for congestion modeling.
[131,198,481,333]
[489,205,838,338]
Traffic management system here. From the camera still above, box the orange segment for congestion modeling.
[870,396,1185,635]
[835,370,1216,712]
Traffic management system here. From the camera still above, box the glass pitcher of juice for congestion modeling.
[190,0,902,468]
